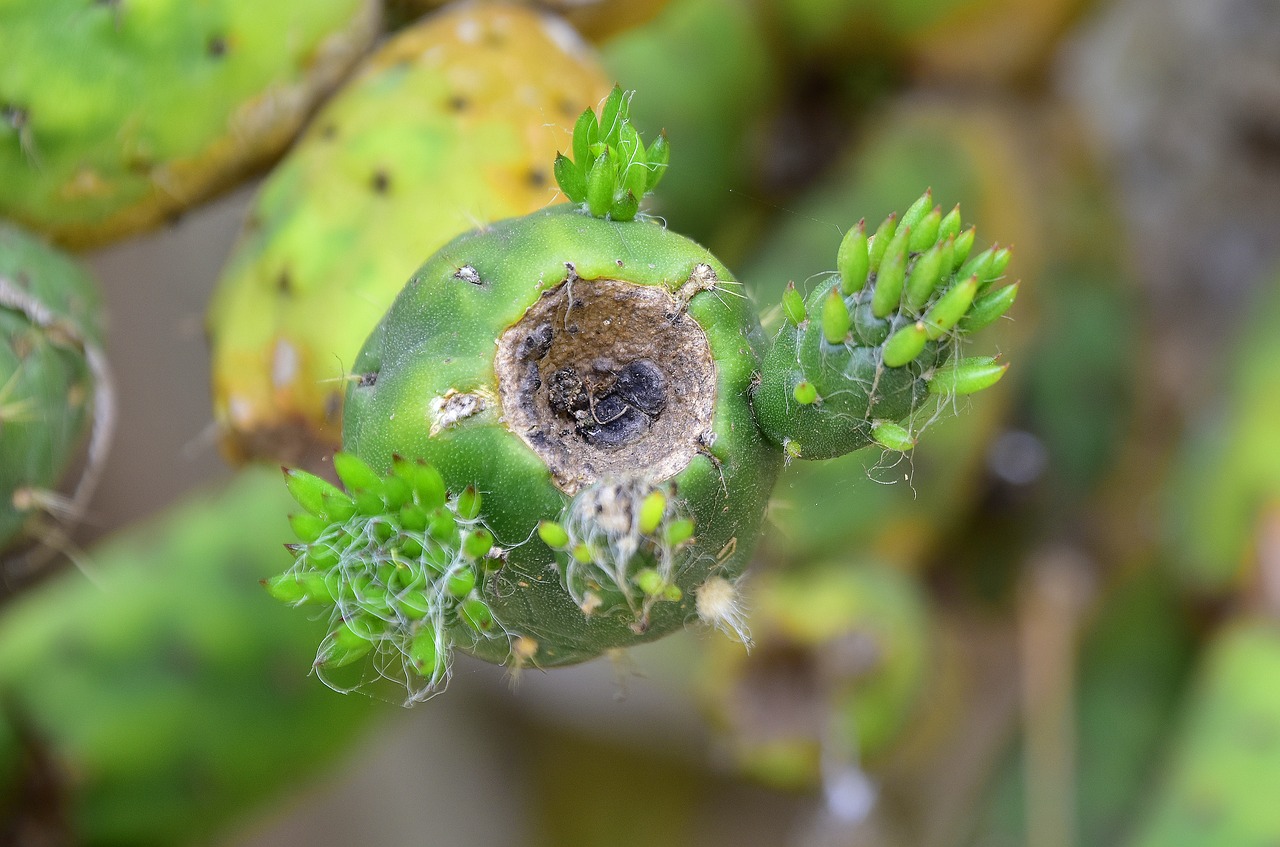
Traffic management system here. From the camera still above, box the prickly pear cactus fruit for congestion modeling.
[268,91,1017,701]
[700,560,932,788]
[752,187,1018,460]
[0,0,379,249]
[1125,618,1280,847]
[0,222,108,556]
[0,469,379,844]
[207,3,610,466]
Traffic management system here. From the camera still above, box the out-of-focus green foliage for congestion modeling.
[0,469,382,845]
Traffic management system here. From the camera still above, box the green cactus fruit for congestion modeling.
[751,186,1017,460]
[207,3,610,465]
[385,0,673,42]
[1124,618,1280,847]
[0,468,381,844]
[1165,270,1280,595]
[270,93,1016,700]
[0,221,110,558]
[700,560,932,788]
[0,0,379,250]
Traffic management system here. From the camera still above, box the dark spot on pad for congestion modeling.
[527,168,548,188]
[448,95,469,112]
[207,35,227,58]
[358,371,378,387]
[276,269,293,295]
[371,170,391,194]
[319,123,338,140]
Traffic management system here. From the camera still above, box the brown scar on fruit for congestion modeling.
[494,274,716,494]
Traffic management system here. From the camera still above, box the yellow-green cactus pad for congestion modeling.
[0,0,380,249]
[207,2,610,465]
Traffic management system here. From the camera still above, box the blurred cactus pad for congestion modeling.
[0,469,380,844]
[207,2,610,466]
[0,222,107,556]
[266,90,1021,702]
[0,0,380,249]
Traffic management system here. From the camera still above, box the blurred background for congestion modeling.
[3,0,1280,844]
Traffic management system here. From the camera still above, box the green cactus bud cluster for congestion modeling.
[538,479,690,626]
[267,453,505,703]
[554,86,670,222]
[752,188,1017,460]
[0,0,379,249]
[270,93,1017,700]
[0,222,110,558]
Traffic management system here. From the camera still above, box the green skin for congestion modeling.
[344,205,781,667]
[0,0,376,248]
[0,469,379,845]
[0,221,103,552]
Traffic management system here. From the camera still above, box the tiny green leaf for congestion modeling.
[867,213,898,269]
[822,288,852,344]
[585,153,612,218]
[871,421,916,452]
[793,380,819,405]
[907,207,942,253]
[924,276,978,339]
[646,131,669,192]
[837,220,869,295]
[456,486,481,520]
[782,281,806,326]
[538,520,570,549]
[928,356,1009,395]
[554,153,585,203]
[882,321,928,367]
[961,282,1019,332]
[639,490,666,535]
[903,243,945,311]
[900,189,933,232]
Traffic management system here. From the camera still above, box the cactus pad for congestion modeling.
[0,0,379,248]
[0,222,110,558]
[207,3,610,465]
